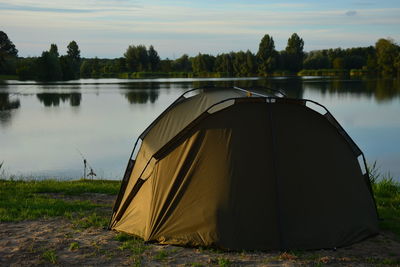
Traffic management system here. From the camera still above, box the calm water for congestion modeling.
[1,77,399,181]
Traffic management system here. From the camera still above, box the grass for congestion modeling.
[72,212,109,229]
[69,242,80,251]
[115,232,147,266]
[0,74,18,80]
[217,257,232,266]
[0,179,120,222]
[0,165,399,242]
[42,249,57,264]
[369,163,400,238]
[153,249,169,261]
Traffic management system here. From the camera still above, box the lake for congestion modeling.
[1,77,399,181]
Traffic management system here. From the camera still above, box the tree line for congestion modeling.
[1,30,400,81]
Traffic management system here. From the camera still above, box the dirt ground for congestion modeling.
[1,194,399,266]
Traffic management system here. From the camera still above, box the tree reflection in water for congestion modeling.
[122,82,160,104]
[0,93,20,126]
[36,93,81,107]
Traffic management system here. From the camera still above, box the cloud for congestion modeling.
[345,10,358,16]
[0,3,93,13]
[1,1,400,58]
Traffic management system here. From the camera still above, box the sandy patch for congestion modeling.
[0,193,399,266]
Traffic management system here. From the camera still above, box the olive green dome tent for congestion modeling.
[109,87,378,250]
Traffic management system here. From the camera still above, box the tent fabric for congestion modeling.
[110,87,378,250]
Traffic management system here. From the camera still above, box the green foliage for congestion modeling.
[192,53,215,73]
[49,44,59,57]
[148,45,160,71]
[0,31,18,74]
[214,53,233,75]
[42,249,57,264]
[116,232,146,265]
[114,232,134,242]
[36,50,63,81]
[369,164,400,238]
[376,38,398,76]
[2,32,400,80]
[72,212,109,229]
[257,34,277,74]
[69,242,80,251]
[0,179,120,222]
[284,33,304,72]
[218,257,231,266]
[172,54,192,72]
[65,40,81,79]
[124,44,150,72]
[154,249,169,260]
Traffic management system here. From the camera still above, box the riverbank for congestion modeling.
[0,69,385,82]
[0,178,399,266]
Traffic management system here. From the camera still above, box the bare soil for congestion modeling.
[1,194,399,266]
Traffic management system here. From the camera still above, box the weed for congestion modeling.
[117,233,147,261]
[72,212,108,229]
[69,242,80,251]
[42,249,57,264]
[114,232,134,242]
[64,232,73,238]
[154,249,169,260]
[217,257,231,266]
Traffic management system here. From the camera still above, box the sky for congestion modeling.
[1,0,400,59]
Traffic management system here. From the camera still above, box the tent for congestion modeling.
[109,86,378,250]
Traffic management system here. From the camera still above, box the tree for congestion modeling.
[63,40,81,79]
[49,44,59,57]
[172,54,192,72]
[394,53,400,76]
[67,41,80,61]
[0,31,18,74]
[36,50,63,81]
[375,38,398,75]
[191,53,215,73]
[233,51,247,76]
[215,53,233,75]
[246,50,257,75]
[148,45,160,71]
[303,51,330,69]
[80,59,92,78]
[257,34,277,75]
[285,33,304,72]
[124,44,149,72]
[332,57,344,69]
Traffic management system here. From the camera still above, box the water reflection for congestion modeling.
[1,78,400,180]
[304,78,400,102]
[36,93,82,107]
[189,78,305,99]
[124,90,159,104]
[121,82,160,104]
[0,93,20,126]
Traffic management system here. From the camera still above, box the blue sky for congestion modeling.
[1,0,399,58]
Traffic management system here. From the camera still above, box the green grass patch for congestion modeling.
[0,179,120,222]
[69,242,80,251]
[116,232,146,266]
[72,212,109,229]
[0,178,120,195]
[42,249,57,264]
[153,249,169,261]
[0,74,18,80]
[217,257,232,266]
[369,163,400,238]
